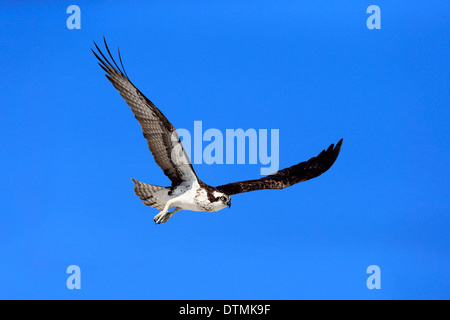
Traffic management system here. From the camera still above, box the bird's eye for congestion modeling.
[220,196,226,201]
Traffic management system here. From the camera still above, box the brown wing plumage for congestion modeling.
[92,39,198,186]
[216,139,343,196]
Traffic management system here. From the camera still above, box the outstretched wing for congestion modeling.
[216,139,343,196]
[92,39,198,186]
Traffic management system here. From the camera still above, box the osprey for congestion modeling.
[92,39,343,224]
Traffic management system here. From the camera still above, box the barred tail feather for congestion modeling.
[131,178,167,210]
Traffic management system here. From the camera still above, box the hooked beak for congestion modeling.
[227,200,231,209]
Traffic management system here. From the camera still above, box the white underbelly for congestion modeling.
[170,182,205,212]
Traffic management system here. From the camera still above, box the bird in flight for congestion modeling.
[92,39,343,224]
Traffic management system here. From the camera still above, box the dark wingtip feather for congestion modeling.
[103,37,124,76]
[98,62,110,74]
[92,37,130,79]
[323,138,343,171]
[117,46,129,78]
[333,138,343,158]
[92,40,116,73]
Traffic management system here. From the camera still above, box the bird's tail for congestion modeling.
[131,178,167,210]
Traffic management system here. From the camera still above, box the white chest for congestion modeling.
[167,181,203,212]
[168,182,225,213]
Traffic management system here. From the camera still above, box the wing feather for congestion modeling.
[92,39,197,186]
[216,139,343,195]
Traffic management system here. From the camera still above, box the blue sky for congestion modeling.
[0,1,449,299]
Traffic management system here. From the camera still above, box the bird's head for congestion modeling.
[211,190,231,210]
